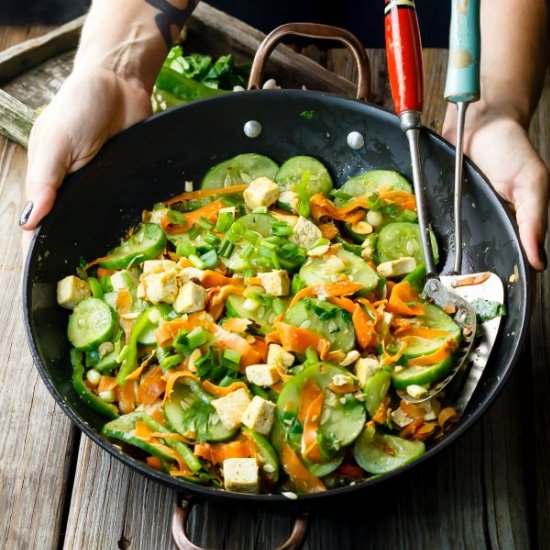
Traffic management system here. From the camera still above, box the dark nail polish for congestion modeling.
[19,201,33,226]
[539,244,547,270]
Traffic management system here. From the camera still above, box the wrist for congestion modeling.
[443,99,530,147]
[74,3,169,93]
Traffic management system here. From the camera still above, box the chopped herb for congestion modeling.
[299,110,314,120]
[471,299,506,322]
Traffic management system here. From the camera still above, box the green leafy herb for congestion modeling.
[471,299,506,322]
[299,110,314,120]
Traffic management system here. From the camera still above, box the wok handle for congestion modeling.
[171,494,309,550]
[384,0,424,115]
[248,22,370,101]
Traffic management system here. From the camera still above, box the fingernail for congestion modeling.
[539,244,547,269]
[19,201,33,226]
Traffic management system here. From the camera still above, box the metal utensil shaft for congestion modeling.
[401,111,437,276]
[453,101,468,273]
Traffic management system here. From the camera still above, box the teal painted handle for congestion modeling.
[444,0,480,103]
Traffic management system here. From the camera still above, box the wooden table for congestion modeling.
[1,13,549,550]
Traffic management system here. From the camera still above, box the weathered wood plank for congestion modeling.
[0,16,83,83]
[63,436,175,550]
[0,88,36,146]
[3,50,74,111]
[0,136,77,550]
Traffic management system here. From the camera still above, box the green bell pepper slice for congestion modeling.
[117,306,164,385]
[70,348,119,419]
[141,414,202,473]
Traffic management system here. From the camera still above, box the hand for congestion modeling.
[20,66,152,234]
[443,105,549,271]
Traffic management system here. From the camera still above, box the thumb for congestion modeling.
[20,124,70,230]
[513,168,549,271]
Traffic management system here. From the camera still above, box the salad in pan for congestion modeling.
[57,153,465,496]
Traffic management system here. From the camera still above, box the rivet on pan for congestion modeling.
[346,131,364,149]
[244,120,262,138]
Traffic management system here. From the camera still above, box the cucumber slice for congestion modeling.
[275,156,333,198]
[242,427,279,483]
[340,170,412,197]
[201,154,279,189]
[305,452,344,477]
[102,412,176,461]
[376,222,439,265]
[363,370,392,417]
[164,379,236,442]
[225,295,282,335]
[353,429,425,474]
[299,248,380,292]
[391,357,453,389]
[226,213,277,243]
[99,224,166,269]
[277,363,366,454]
[340,170,417,229]
[402,304,461,359]
[67,298,115,350]
[284,298,355,352]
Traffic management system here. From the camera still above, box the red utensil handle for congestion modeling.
[384,0,424,115]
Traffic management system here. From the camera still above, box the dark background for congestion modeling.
[0,1,451,48]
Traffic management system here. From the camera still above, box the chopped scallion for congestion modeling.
[189,254,206,269]
[200,249,218,268]
[187,327,210,350]
[195,217,214,231]
[215,211,234,232]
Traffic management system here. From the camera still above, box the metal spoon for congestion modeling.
[384,0,477,403]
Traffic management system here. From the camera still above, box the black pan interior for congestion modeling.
[23,90,529,502]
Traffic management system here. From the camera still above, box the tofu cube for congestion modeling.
[291,216,322,249]
[258,270,290,296]
[267,344,295,370]
[173,281,207,314]
[355,356,380,386]
[211,388,251,431]
[245,364,280,387]
[243,177,280,210]
[142,259,177,275]
[138,270,179,304]
[57,275,91,309]
[242,396,276,435]
[376,257,417,278]
[223,458,259,493]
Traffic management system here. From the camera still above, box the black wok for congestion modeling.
[22,23,529,549]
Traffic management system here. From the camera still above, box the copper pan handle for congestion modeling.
[172,495,309,550]
[247,22,371,101]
